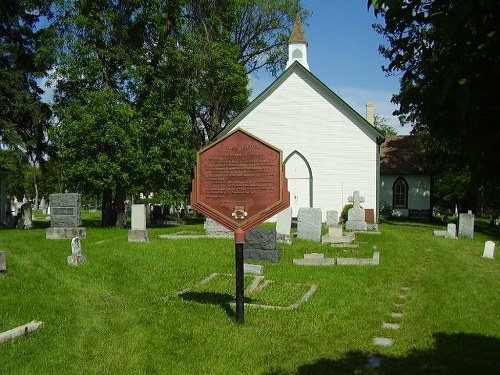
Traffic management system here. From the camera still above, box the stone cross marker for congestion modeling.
[346,190,367,231]
[348,191,365,208]
[67,237,85,266]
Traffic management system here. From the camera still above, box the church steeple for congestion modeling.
[286,15,309,70]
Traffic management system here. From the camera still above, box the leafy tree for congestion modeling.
[374,114,397,137]
[50,0,306,226]
[368,0,500,210]
[0,0,55,203]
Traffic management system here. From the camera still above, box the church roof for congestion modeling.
[289,15,308,45]
[215,61,385,143]
[380,135,429,175]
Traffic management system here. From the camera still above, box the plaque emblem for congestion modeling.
[231,206,248,220]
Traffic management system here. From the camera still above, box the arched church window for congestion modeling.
[292,49,303,59]
[393,177,408,208]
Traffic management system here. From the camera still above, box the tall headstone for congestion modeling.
[243,228,281,263]
[297,207,322,242]
[482,241,496,259]
[458,212,474,239]
[128,204,149,242]
[40,198,46,214]
[346,191,367,231]
[46,193,86,239]
[276,207,292,244]
[67,237,85,266]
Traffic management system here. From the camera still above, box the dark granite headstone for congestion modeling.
[243,228,281,263]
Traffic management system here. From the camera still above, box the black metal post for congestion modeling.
[235,242,244,324]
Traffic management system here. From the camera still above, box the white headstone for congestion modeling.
[446,223,457,238]
[131,204,147,230]
[67,237,85,266]
[276,207,292,235]
[326,210,339,226]
[205,218,232,238]
[483,241,496,259]
[297,207,322,242]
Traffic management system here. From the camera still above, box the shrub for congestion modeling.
[340,204,353,223]
[379,202,394,220]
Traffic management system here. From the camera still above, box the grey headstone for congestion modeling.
[67,237,85,266]
[297,208,322,242]
[0,251,6,272]
[458,213,474,239]
[243,228,281,263]
[483,241,496,259]
[326,210,339,226]
[205,218,232,238]
[49,193,82,228]
[16,202,33,229]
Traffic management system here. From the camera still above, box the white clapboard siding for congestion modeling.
[220,63,382,221]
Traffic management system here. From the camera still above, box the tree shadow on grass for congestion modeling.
[263,332,500,374]
[178,291,256,321]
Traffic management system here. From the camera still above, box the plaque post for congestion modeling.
[234,229,245,324]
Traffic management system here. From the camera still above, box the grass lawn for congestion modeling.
[0,213,499,374]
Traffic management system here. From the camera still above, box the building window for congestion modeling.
[393,177,408,208]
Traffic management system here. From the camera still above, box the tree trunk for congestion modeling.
[101,189,115,227]
[100,188,127,227]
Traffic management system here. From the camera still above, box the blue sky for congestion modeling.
[248,0,410,135]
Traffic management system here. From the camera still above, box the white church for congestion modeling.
[217,17,385,221]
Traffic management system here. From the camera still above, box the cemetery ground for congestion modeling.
[0,213,499,374]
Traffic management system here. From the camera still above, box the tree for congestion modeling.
[374,114,397,137]
[368,0,500,210]
[0,0,55,204]
[50,0,307,226]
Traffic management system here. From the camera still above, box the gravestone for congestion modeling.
[0,251,6,272]
[458,212,474,239]
[326,210,339,226]
[40,197,47,215]
[276,207,292,244]
[297,208,322,242]
[16,202,33,229]
[128,204,149,242]
[243,228,281,263]
[446,223,457,239]
[46,193,86,239]
[67,237,85,266]
[204,217,232,238]
[482,241,496,259]
[346,191,367,231]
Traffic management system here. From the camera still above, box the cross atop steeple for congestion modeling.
[286,15,309,70]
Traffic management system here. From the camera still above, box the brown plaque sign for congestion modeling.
[190,128,289,324]
[191,128,289,234]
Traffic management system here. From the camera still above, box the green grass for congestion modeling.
[0,214,499,374]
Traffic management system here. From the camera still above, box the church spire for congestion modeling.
[286,15,309,70]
